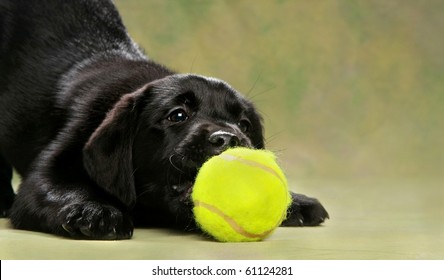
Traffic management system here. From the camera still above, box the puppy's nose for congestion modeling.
[208,131,240,149]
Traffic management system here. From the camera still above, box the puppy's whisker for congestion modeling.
[248,85,277,102]
[168,154,186,173]
[246,72,262,98]
[189,53,198,73]
[130,167,138,180]
[264,130,285,146]
[136,188,152,200]
[172,147,185,157]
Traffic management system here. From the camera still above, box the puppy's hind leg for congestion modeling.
[0,155,15,217]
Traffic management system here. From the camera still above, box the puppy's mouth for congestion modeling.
[169,160,199,205]
[169,147,239,204]
[169,155,211,205]
[171,181,194,204]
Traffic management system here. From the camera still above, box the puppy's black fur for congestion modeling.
[0,0,328,239]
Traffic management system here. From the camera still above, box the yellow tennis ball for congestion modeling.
[192,147,291,242]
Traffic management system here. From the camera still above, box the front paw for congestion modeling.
[59,202,133,240]
[281,193,329,227]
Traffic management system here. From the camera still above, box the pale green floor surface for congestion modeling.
[1,178,443,260]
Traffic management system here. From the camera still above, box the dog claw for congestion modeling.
[79,225,93,237]
[62,223,75,235]
[104,230,117,240]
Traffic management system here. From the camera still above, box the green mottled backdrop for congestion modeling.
[2,0,444,260]
[115,0,443,182]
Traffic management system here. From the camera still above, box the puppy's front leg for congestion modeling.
[281,192,329,227]
[10,173,133,240]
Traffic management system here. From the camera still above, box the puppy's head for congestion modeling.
[83,74,264,227]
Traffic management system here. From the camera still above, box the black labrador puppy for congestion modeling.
[0,0,328,239]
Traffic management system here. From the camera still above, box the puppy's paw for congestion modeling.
[281,193,329,227]
[59,202,133,240]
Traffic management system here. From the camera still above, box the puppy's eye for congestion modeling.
[238,119,251,133]
[168,109,189,123]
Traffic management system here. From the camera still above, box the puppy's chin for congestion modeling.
[163,152,218,223]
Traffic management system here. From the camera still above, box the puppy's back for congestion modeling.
[0,0,148,173]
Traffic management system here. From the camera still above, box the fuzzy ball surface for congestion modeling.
[192,147,291,242]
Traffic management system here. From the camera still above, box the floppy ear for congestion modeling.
[83,85,149,207]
